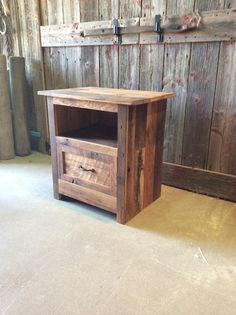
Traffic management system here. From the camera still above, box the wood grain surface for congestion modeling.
[38,87,175,105]
[117,100,167,223]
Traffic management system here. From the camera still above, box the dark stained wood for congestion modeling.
[117,105,129,223]
[57,139,117,196]
[59,179,117,213]
[44,88,172,223]
[162,162,236,202]
[57,124,117,148]
[117,100,168,223]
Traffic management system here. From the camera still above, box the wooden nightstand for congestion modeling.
[38,87,175,223]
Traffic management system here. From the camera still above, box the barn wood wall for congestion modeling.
[0,0,235,199]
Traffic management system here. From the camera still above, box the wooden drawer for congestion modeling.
[56,137,117,213]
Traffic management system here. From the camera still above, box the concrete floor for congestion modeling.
[0,153,236,315]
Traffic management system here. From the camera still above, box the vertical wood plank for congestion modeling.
[207,42,236,175]
[117,105,129,224]
[17,0,48,152]
[118,0,141,90]
[47,97,61,199]
[117,101,167,223]
[99,0,119,88]
[140,0,166,92]
[182,42,219,168]
[43,0,67,89]
[62,0,82,88]
[162,43,191,163]
[181,0,222,169]
[162,0,194,164]
[80,0,99,87]
[207,0,236,175]
[153,100,167,199]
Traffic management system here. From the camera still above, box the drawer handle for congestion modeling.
[79,165,96,173]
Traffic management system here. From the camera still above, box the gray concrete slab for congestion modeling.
[0,152,236,315]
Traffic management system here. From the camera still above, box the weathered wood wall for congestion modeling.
[0,0,235,200]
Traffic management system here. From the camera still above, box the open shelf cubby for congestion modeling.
[55,105,118,148]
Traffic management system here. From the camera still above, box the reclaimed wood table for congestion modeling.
[38,87,175,223]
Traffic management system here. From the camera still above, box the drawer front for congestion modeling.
[57,137,117,197]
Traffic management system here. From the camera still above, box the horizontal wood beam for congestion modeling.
[40,8,236,47]
[162,162,236,202]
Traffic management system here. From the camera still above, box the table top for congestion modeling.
[38,87,175,105]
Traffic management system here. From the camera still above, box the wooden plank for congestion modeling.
[59,179,117,213]
[99,0,119,88]
[40,18,140,47]
[80,0,99,87]
[163,0,194,164]
[140,8,236,44]
[117,101,168,223]
[162,44,190,163]
[38,87,175,105]
[153,100,167,199]
[16,0,48,152]
[40,8,236,47]
[182,0,222,169]
[57,140,117,197]
[162,162,236,202]
[41,0,67,91]
[118,0,141,90]
[140,0,166,92]
[117,105,129,223]
[47,97,61,199]
[207,41,236,175]
[56,137,118,157]
[207,0,236,175]
[49,0,82,88]
[53,97,118,112]
[182,42,219,168]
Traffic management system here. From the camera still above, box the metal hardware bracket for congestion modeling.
[154,14,163,42]
[112,18,122,45]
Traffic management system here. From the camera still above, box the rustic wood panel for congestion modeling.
[47,97,61,199]
[6,0,236,201]
[118,0,141,90]
[182,42,219,168]
[117,101,167,223]
[207,0,236,176]
[163,162,236,202]
[57,140,117,196]
[40,8,236,47]
[99,0,119,88]
[162,0,194,164]
[80,0,99,87]
[181,0,222,169]
[207,41,236,175]
[18,0,48,152]
[140,0,166,92]
[59,179,117,213]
